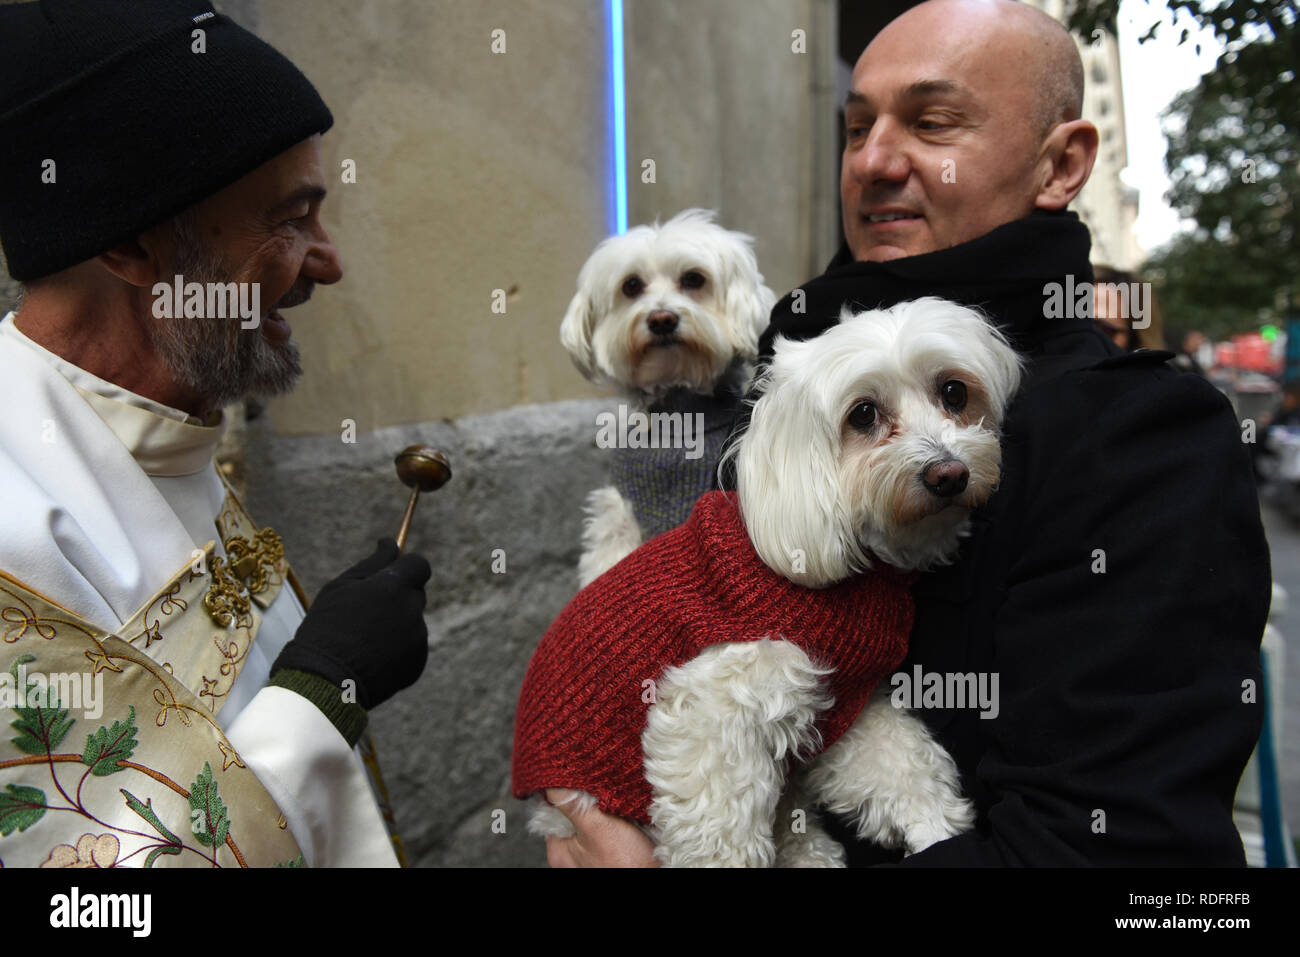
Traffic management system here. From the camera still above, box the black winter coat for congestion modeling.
[728,211,1271,866]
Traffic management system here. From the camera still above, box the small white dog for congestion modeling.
[559,209,775,587]
[514,298,1023,866]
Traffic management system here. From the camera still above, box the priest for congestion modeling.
[0,0,429,868]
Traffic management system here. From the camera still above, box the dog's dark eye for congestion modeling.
[940,380,967,411]
[847,401,877,431]
[680,270,707,290]
[622,276,644,298]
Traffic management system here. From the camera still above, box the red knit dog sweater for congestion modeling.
[512,490,916,825]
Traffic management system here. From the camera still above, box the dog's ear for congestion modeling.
[933,299,1024,425]
[717,231,776,360]
[733,356,862,587]
[979,324,1024,425]
[559,288,598,380]
[907,297,1024,426]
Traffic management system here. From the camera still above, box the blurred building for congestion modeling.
[1025,0,1141,270]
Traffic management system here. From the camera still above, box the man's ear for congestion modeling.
[1034,119,1099,211]
[95,228,169,288]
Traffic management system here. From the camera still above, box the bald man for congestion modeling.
[539,0,1269,866]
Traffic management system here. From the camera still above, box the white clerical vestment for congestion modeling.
[0,312,397,867]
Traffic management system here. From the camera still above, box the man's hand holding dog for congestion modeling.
[543,789,658,868]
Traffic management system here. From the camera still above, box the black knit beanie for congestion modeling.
[0,0,334,281]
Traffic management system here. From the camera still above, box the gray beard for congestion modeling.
[147,229,303,412]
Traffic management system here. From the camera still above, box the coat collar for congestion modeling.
[759,210,1096,359]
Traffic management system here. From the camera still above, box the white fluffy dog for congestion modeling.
[560,209,775,587]
[519,298,1022,866]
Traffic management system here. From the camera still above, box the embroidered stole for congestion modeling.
[0,484,305,868]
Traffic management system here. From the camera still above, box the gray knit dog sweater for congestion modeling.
[608,387,744,541]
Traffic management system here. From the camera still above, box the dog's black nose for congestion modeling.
[647,311,679,337]
[923,460,969,498]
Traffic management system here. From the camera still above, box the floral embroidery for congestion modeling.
[40,833,119,868]
[0,512,303,867]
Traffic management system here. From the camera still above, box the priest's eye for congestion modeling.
[847,401,878,431]
[680,270,707,290]
[940,379,968,411]
[622,276,645,298]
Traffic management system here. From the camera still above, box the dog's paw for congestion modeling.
[775,826,847,868]
[527,802,576,839]
[577,486,643,587]
[526,790,601,840]
[902,795,975,856]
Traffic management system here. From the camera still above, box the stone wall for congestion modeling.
[241,399,612,867]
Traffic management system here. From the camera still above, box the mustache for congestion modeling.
[275,283,314,310]
[171,240,315,313]
[859,187,922,206]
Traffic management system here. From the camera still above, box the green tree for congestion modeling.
[1142,230,1278,340]
[1066,1,1298,337]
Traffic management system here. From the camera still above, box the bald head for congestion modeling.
[891,0,1084,138]
[1009,1,1086,135]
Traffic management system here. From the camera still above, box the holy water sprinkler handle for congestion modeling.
[393,445,452,551]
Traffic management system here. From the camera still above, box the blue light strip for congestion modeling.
[610,0,628,234]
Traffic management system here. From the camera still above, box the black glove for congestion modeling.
[273,538,432,711]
